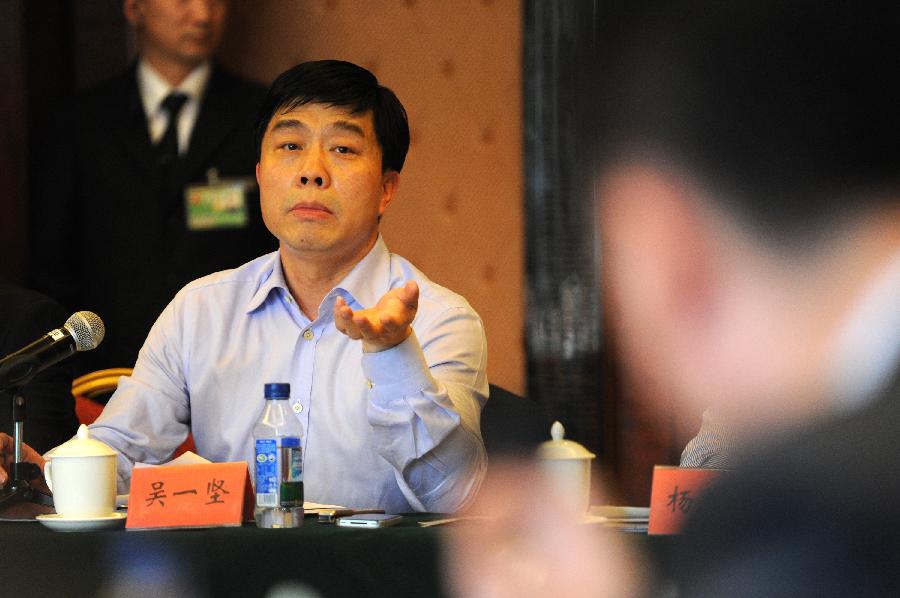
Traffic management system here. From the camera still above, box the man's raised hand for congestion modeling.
[333,281,419,352]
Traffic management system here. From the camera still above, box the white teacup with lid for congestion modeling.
[44,424,117,519]
[536,421,596,513]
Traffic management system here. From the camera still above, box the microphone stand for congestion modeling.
[0,387,54,511]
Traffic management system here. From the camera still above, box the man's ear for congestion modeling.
[599,163,720,372]
[255,162,261,187]
[379,170,400,216]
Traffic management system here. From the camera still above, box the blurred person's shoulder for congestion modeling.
[688,370,900,520]
[0,280,65,314]
[0,280,68,342]
[675,371,900,595]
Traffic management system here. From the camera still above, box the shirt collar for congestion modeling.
[245,252,289,314]
[137,59,211,118]
[244,236,392,316]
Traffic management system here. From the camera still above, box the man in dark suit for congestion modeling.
[0,281,79,456]
[28,0,273,375]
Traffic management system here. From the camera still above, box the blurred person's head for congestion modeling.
[123,0,227,84]
[596,1,900,438]
[253,60,410,174]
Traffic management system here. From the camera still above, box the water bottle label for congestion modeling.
[279,438,303,508]
[255,438,277,506]
[281,438,303,483]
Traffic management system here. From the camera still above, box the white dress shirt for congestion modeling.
[137,59,211,155]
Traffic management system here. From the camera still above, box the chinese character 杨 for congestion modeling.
[667,485,693,513]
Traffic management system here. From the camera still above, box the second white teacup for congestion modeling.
[536,421,596,513]
[44,424,117,519]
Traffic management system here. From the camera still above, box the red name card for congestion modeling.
[648,465,725,535]
[126,461,254,530]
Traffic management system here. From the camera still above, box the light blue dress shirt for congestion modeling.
[89,237,488,513]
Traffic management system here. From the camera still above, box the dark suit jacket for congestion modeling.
[28,64,275,375]
[670,370,900,597]
[0,281,79,454]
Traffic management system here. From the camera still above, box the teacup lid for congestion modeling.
[46,424,117,458]
[536,421,596,460]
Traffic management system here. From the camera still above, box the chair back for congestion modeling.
[481,384,550,457]
[72,368,133,425]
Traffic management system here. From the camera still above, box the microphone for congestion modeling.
[0,311,105,391]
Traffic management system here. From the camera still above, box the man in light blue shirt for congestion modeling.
[3,60,488,514]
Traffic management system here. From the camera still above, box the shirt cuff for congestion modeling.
[362,330,435,403]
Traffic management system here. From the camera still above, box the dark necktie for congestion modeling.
[156,92,188,170]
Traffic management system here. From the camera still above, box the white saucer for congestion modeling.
[36,511,126,532]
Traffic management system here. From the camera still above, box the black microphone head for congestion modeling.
[64,311,105,351]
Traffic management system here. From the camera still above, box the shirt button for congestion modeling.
[366,380,374,389]
[303,329,314,341]
[292,402,303,414]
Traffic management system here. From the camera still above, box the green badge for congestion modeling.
[184,179,250,230]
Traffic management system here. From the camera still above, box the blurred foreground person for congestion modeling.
[599,0,900,595]
[447,1,898,596]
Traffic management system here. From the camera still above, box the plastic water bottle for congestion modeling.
[253,382,304,528]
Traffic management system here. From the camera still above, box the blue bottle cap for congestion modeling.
[264,383,291,399]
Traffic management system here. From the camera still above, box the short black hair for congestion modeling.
[254,60,410,173]
[597,1,900,245]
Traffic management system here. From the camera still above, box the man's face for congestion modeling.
[125,0,226,67]
[256,102,398,263]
